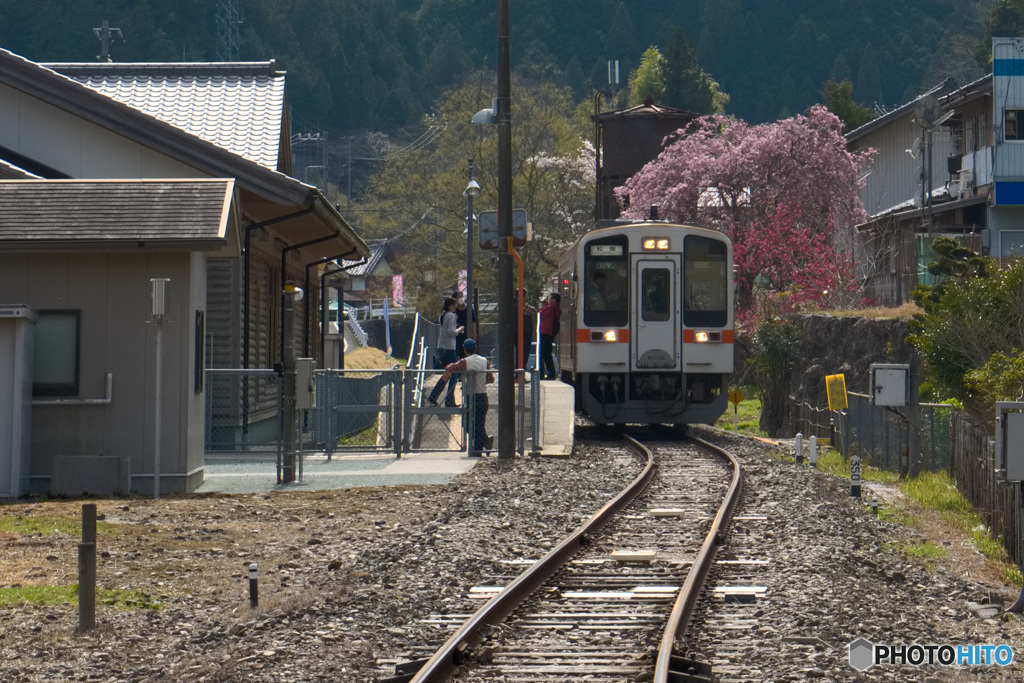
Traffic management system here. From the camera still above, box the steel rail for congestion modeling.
[408,434,654,683]
[653,434,743,683]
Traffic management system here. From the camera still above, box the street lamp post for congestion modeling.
[464,160,480,329]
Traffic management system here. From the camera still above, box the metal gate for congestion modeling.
[206,366,533,460]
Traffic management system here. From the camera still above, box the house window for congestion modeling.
[1006,110,1023,141]
[32,310,80,396]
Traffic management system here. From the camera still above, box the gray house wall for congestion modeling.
[846,82,960,218]
[0,49,368,494]
[0,251,203,495]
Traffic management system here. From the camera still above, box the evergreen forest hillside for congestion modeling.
[0,0,995,134]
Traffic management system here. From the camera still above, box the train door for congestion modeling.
[631,255,681,371]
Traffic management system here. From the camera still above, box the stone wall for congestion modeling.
[736,315,916,431]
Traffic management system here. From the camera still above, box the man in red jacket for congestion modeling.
[538,292,561,380]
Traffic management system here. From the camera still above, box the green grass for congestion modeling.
[723,401,1020,585]
[0,585,161,609]
[0,514,121,537]
[882,540,948,560]
[716,386,770,436]
[876,504,915,526]
[811,448,900,484]
[900,471,1017,575]
[336,422,380,447]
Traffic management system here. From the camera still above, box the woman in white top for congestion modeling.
[428,298,463,406]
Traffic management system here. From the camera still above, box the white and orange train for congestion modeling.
[554,220,734,426]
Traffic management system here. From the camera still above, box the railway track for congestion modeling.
[383,431,742,682]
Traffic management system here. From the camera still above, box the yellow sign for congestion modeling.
[825,374,848,411]
[728,390,744,407]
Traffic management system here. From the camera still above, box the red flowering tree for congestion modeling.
[729,203,861,320]
[616,105,873,320]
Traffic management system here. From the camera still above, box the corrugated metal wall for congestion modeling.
[993,38,1024,198]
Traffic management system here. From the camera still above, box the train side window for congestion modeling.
[684,235,728,327]
[641,268,671,322]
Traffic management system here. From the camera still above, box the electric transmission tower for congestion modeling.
[217,0,243,62]
[93,20,123,62]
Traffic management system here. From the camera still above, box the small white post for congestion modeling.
[809,435,818,468]
[795,432,803,465]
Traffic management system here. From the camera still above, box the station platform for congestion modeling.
[196,379,576,495]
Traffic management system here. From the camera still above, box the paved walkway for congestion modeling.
[196,451,479,494]
[197,379,576,495]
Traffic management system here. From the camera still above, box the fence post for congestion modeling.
[393,368,403,458]
[77,503,96,631]
[402,368,413,454]
[908,356,921,478]
[530,369,541,456]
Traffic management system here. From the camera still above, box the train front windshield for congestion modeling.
[684,235,729,327]
[583,235,629,327]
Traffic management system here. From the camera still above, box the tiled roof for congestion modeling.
[340,240,391,276]
[0,179,233,249]
[592,95,697,122]
[0,48,368,260]
[845,78,958,143]
[43,62,286,171]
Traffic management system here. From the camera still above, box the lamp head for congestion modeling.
[472,98,499,125]
[464,179,481,198]
[472,108,497,125]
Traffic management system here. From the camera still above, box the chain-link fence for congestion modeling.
[207,365,538,458]
[793,391,952,473]
[205,369,283,454]
[207,308,539,460]
[314,368,400,455]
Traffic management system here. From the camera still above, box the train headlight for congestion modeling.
[642,238,670,250]
[603,330,618,342]
[695,331,710,343]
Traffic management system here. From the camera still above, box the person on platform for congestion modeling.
[428,297,463,406]
[438,338,494,455]
[452,291,476,358]
[538,292,561,380]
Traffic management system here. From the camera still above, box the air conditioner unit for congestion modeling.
[958,169,974,198]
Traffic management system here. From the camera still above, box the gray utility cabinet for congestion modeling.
[0,305,36,498]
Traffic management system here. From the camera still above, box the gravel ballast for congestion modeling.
[0,425,1021,682]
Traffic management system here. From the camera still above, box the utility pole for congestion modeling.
[496,0,514,460]
[92,20,123,62]
[593,90,612,222]
[281,282,301,483]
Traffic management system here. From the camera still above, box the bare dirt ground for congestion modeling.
[1,433,1021,681]
[0,486,455,614]
[867,480,1017,600]
[3,479,1018,621]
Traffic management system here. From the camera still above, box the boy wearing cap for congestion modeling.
[442,338,494,456]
